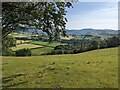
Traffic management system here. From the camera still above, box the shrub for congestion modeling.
[2,48,15,56]
[2,35,16,56]
[16,48,31,56]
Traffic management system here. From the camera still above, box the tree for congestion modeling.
[2,35,16,56]
[2,35,16,48]
[2,2,74,42]
[106,36,120,47]
[99,40,107,48]
[91,40,99,50]
[16,48,31,56]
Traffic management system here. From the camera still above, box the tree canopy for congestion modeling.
[2,2,73,42]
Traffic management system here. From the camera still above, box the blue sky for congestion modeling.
[66,2,118,30]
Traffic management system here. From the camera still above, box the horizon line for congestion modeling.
[66,28,118,30]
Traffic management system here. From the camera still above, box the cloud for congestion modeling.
[66,6,118,30]
[89,7,118,18]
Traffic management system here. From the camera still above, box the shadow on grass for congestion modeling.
[30,46,45,50]
[3,81,28,88]
[3,73,28,88]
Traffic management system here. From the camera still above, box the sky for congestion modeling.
[66,2,118,30]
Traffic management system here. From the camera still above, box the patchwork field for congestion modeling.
[2,47,118,88]
[11,41,62,55]
[16,40,30,44]
[11,44,43,51]
[30,41,62,47]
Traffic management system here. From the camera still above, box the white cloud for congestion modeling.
[66,7,118,30]
[89,7,118,18]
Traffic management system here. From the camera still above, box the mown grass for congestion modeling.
[11,33,31,38]
[31,47,53,56]
[11,41,63,55]
[30,41,63,55]
[30,41,62,47]
[2,47,118,88]
[60,36,74,40]
[11,44,43,51]
[16,40,30,44]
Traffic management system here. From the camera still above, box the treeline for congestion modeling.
[42,36,120,55]
[2,36,120,56]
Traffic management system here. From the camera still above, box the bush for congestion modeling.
[2,35,16,56]
[2,48,15,56]
[16,48,31,56]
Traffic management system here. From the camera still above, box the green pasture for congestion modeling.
[2,47,118,88]
[11,41,62,55]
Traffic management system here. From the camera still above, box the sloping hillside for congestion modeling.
[2,47,118,88]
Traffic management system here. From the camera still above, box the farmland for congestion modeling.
[11,40,62,55]
[2,2,119,89]
[11,44,43,51]
[2,47,118,88]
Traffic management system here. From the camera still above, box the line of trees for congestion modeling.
[42,36,120,55]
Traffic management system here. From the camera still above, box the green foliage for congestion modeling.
[2,35,16,48]
[43,36,120,55]
[106,36,120,47]
[15,48,31,56]
[99,40,107,48]
[2,2,73,42]
[2,48,15,56]
[91,40,99,49]
[2,36,16,56]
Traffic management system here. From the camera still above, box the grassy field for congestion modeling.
[11,33,31,38]
[31,47,53,56]
[30,41,63,55]
[11,44,43,51]
[30,41,62,47]
[2,47,118,88]
[60,36,74,40]
[11,41,63,55]
[16,40,30,44]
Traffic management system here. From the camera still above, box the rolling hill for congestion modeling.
[16,28,118,36]
[66,28,118,36]
[2,47,118,88]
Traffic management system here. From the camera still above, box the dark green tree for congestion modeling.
[106,36,120,47]
[91,40,99,49]
[2,35,16,56]
[99,40,107,48]
[2,2,74,42]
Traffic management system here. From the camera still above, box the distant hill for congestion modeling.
[17,28,118,36]
[66,28,118,36]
